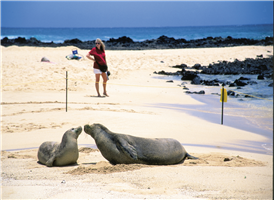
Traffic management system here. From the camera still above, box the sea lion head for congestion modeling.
[84,123,109,139]
[66,126,82,139]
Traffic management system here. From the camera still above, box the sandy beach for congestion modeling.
[1,45,273,199]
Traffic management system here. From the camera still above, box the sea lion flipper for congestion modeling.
[117,137,138,160]
[46,156,55,167]
[186,153,198,160]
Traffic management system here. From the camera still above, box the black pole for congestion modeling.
[66,71,68,112]
[221,84,225,124]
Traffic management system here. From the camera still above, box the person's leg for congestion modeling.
[101,72,108,97]
[95,74,101,96]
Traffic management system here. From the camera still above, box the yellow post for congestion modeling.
[220,84,227,124]
[220,88,227,102]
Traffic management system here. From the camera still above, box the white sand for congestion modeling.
[1,45,273,199]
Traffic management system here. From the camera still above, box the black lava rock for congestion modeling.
[1,35,273,50]
[234,79,248,86]
[227,90,235,96]
[257,74,265,80]
[185,90,205,94]
[181,71,199,81]
[191,76,202,84]
[64,38,83,44]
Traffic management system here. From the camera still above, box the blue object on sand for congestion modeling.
[72,49,78,55]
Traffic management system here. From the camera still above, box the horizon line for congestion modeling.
[2,23,273,29]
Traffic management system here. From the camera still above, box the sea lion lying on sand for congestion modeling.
[84,123,197,165]
[37,126,82,167]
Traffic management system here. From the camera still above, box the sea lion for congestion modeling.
[37,126,82,167]
[84,123,197,165]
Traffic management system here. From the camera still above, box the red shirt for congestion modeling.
[89,47,106,69]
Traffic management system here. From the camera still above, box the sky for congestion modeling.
[1,1,273,28]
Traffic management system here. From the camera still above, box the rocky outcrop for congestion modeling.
[165,56,273,79]
[200,57,273,77]
[1,35,273,50]
[154,56,273,90]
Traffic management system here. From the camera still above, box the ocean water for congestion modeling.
[1,24,273,43]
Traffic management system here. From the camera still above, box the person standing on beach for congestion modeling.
[86,38,109,97]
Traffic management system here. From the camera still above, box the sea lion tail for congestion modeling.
[186,153,198,160]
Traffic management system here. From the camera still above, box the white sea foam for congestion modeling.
[262,143,273,154]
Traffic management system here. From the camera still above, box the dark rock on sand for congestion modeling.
[203,80,220,86]
[229,83,237,87]
[239,77,250,81]
[191,76,203,85]
[171,64,188,69]
[192,64,202,70]
[181,71,199,81]
[41,57,50,62]
[185,90,205,94]
[234,79,248,86]
[154,70,181,76]
[200,57,273,76]
[227,90,235,96]
[257,74,265,80]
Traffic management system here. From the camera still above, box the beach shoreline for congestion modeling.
[1,45,273,199]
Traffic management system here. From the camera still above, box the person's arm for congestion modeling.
[86,53,95,62]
